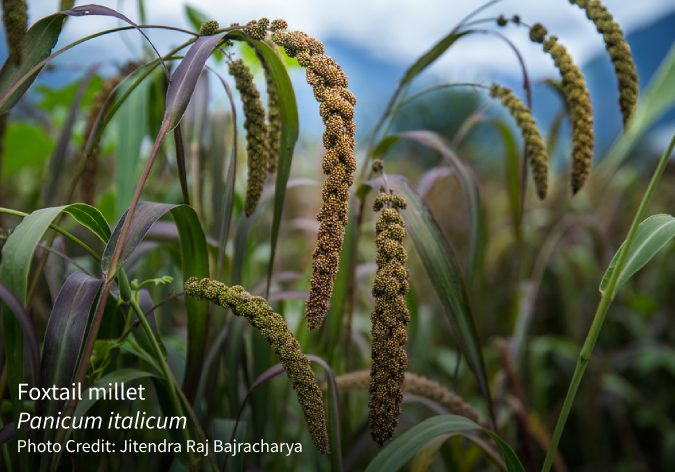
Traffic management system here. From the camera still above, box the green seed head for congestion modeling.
[199,20,220,36]
[490,84,549,199]
[184,278,330,454]
[2,0,28,64]
[568,0,637,127]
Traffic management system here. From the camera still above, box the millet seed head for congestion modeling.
[199,20,220,36]
[369,191,410,445]
[268,26,357,330]
[490,84,549,199]
[228,59,269,216]
[568,0,637,127]
[537,33,595,193]
[2,0,27,64]
[184,277,330,454]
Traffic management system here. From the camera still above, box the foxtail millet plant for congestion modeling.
[490,84,549,199]
[1,0,27,64]
[568,0,638,127]
[529,23,594,194]
[228,58,269,217]
[184,277,330,454]
[335,370,484,426]
[368,190,410,445]
[266,22,357,330]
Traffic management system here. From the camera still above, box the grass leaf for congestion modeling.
[0,14,66,113]
[365,415,523,472]
[600,214,675,294]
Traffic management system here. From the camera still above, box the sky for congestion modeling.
[28,0,675,82]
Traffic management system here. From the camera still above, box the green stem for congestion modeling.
[126,295,197,469]
[541,133,675,472]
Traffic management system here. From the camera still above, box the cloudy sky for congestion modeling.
[28,0,675,81]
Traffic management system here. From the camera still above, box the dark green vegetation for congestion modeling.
[0,1,674,470]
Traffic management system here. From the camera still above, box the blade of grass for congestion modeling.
[365,415,523,472]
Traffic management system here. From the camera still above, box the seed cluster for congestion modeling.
[490,84,549,199]
[368,191,410,445]
[334,370,484,426]
[259,45,282,173]
[568,0,637,127]
[228,59,269,216]
[530,23,594,194]
[184,277,330,454]
[199,20,220,36]
[265,22,357,330]
[2,0,27,64]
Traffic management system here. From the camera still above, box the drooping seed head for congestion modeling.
[184,277,330,454]
[568,0,637,127]
[2,0,28,64]
[531,24,594,194]
[228,59,269,216]
[490,84,549,199]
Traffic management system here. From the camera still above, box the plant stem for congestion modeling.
[541,133,675,472]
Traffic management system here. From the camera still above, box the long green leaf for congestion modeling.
[396,130,483,284]
[0,14,66,113]
[227,31,299,293]
[600,214,675,293]
[365,415,524,472]
[400,31,471,87]
[369,176,492,420]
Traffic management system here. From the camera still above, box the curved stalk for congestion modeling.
[542,133,675,471]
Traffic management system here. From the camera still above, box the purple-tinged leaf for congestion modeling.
[164,33,227,130]
[41,272,102,426]
[64,4,166,74]
[0,283,39,384]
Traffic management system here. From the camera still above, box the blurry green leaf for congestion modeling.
[185,4,208,32]
[490,119,521,240]
[396,130,483,284]
[2,122,54,176]
[227,31,299,291]
[35,75,103,112]
[115,76,149,219]
[0,13,66,113]
[365,415,523,472]
[600,214,675,293]
[374,176,492,421]
[400,31,471,87]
